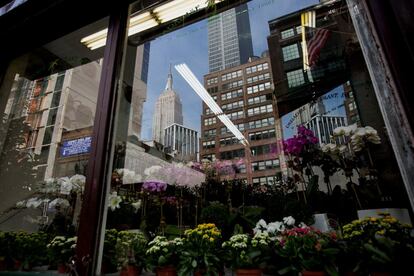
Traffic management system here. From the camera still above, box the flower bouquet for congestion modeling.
[222,233,270,276]
[47,235,77,273]
[342,214,414,275]
[146,236,183,275]
[276,226,339,276]
[178,223,222,276]
[115,230,147,276]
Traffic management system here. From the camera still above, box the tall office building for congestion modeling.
[202,54,283,185]
[207,4,254,73]
[164,123,198,162]
[152,69,183,144]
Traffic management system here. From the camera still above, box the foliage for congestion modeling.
[145,236,183,270]
[222,233,270,270]
[276,227,339,275]
[115,230,147,270]
[103,229,119,270]
[46,235,77,265]
[342,214,414,273]
[178,223,222,276]
[200,202,229,232]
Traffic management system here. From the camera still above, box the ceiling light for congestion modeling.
[175,63,249,146]
[81,0,223,50]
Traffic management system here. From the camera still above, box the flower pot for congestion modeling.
[156,265,177,276]
[236,268,262,276]
[194,269,223,276]
[301,271,327,276]
[370,273,391,276]
[58,264,67,274]
[0,259,6,271]
[13,260,21,270]
[120,265,140,276]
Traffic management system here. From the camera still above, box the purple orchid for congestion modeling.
[142,180,167,193]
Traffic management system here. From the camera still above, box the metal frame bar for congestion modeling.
[75,4,129,275]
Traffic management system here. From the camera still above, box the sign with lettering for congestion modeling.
[60,137,92,157]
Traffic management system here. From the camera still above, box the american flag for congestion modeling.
[307,27,330,67]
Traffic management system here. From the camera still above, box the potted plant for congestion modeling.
[22,232,49,270]
[276,226,339,276]
[146,236,183,276]
[0,232,7,270]
[342,214,414,275]
[222,233,270,276]
[178,223,222,276]
[102,229,119,273]
[47,235,77,273]
[115,230,147,276]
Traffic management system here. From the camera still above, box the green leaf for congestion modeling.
[278,266,292,275]
[191,259,197,268]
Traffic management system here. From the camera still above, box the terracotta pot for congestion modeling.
[194,269,223,276]
[13,260,21,270]
[236,268,262,276]
[0,259,6,271]
[58,263,68,274]
[156,265,177,276]
[120,265,140,276]
[343,272,359,276]
[370,273,391,276]
[302,271,327,276]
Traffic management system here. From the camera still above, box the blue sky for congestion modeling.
[140,0,320,140]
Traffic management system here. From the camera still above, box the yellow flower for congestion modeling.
[203,234,209,239]
[209,237,214,242]
[370,217,377,222]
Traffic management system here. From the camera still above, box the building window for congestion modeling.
[220,149,245,160]
[247,94,272,105]
[207,86,218,94]
[221,70,242,81]
[222,80,243,90]
[227,110,244,120]
[221,123,244,134]
[202,154,216,161]
[247,82,271,94]
[348,102,357,111]
[204,117,216,126]
[253,175,281,185]
[251,159,279,171]
[245,62,269,74]
[222,100,243,111]
[280,28,295,39]
[248,117,275,129]
[207,77,218,85]
[282,44,300,61]
[202,140,216,149]
[286,69,305,88]
[204,129,216,138]
[249,128,276,141]
[246,72,271,84]
[220,137,240,146]
[250,144,275,156]
[221,89,243,101]
[247,104,273,116]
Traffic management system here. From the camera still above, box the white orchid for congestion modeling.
[144,165,162,177]
[59,177,73,195]
[283,216,295,226]
[131,200,142,213]
[26,197,43,208]
[49,198,70,209]
[108,191,122,211]
[70,174,86,193]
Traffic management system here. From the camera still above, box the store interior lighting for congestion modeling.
[175,63,249,146]
[81,0,223,50]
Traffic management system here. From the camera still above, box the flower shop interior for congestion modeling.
[0,0,413,275]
